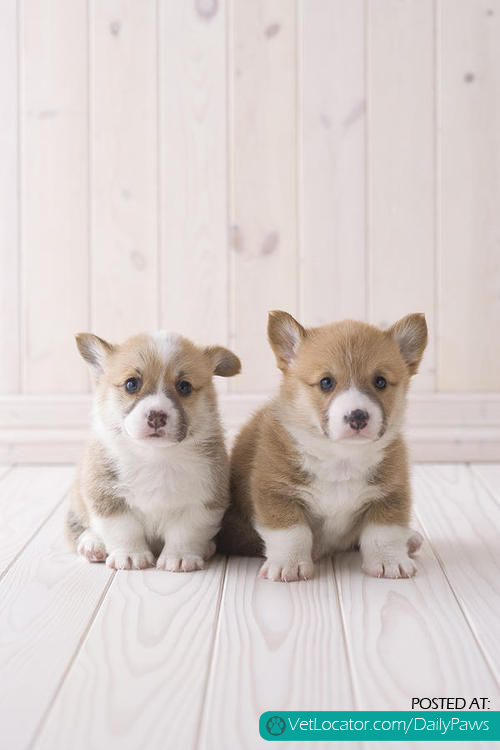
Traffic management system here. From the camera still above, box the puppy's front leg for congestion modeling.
[254,488,314,582]
[94,510,154,571]
[360,496,423,579]
[156,511,220,573]
[258,523,314,582]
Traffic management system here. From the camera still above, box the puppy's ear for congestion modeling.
[388,313,428,375]
[205,346,241,377]
[268,310,306,371]
[75,333,114,375]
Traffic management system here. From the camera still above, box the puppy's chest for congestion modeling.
[303,460,377,550]
[119,454,212,515]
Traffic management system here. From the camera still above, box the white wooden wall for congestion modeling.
[1,0,500,460]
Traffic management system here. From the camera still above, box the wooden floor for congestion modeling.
[0,464,499,750]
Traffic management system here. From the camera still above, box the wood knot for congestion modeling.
[130,251,146,271]
[261,231,279,256]
[196,0,218,21]
[265,23,280,38]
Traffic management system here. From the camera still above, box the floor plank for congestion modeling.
[0,504,113,750]
[33,557,227,750]
[334,518,499,713]
[201,557,356,750]
[0,465,12,479]
[470,463,500,505]
[0,465,74,577]
[414,464,500,685]
[2,463,498,750]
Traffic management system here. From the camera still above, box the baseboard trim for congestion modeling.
[1,393,500,463]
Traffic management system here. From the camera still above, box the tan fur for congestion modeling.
[218,311,427,577]
[66,441,125,549]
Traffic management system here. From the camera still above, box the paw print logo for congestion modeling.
[266,715,285,736]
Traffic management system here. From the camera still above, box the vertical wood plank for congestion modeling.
[34,559,226,750]
[201,558,355,750]
[159,0,228,349]
[20,0,89,393]
[0,465,74,576]
[229,0,298,392]
[367,0,435,391]
[0,1,20,393]
[0,505,113,750]
[90,1,159,342]
[437,0,500,391]
[415,464,500,676]
[335,527,499,710]
[299,0,366,327]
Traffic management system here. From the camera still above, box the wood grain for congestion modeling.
[0,0,20,393]
[437,0,500,391]
[334,514,499,711]
[367,0,435,391]
[229,0,298,393]
[0,464,498,749]
[0,465,74,576]
[34,557,226,750]
[299,0,366,327]
[0,504,113,750]
[201,557,355,750]
[471,463,500,501]
[414,464,500,680]
[20,0,89,393]
[159,0,228,351]
[90,0,159,341]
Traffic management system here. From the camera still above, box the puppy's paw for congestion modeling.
[362,553,417,579]
[156,553,206,572]
[407,529,423,556]
[106,548,154,570]
[259,557,314,582]
[77,531,107,563]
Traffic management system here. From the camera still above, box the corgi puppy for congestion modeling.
[67,331,240,571]
[217,311,427,581]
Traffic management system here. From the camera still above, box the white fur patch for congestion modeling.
[93,511,148,551]
[153,330,180,364]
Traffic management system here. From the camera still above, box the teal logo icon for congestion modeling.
[266,715,285,736]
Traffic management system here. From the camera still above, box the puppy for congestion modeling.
[217,311,427,581]
[67,331,240,571]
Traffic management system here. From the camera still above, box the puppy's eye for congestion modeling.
[319,376,335,392]
[374,375,387,390]
[177,380,192,396]
[125,377,141,394]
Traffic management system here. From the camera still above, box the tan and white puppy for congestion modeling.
[217,311,427,582]
[67,331,240,571]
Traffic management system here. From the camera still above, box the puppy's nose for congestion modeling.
[345,409,369,431]
[147,410,167,430]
